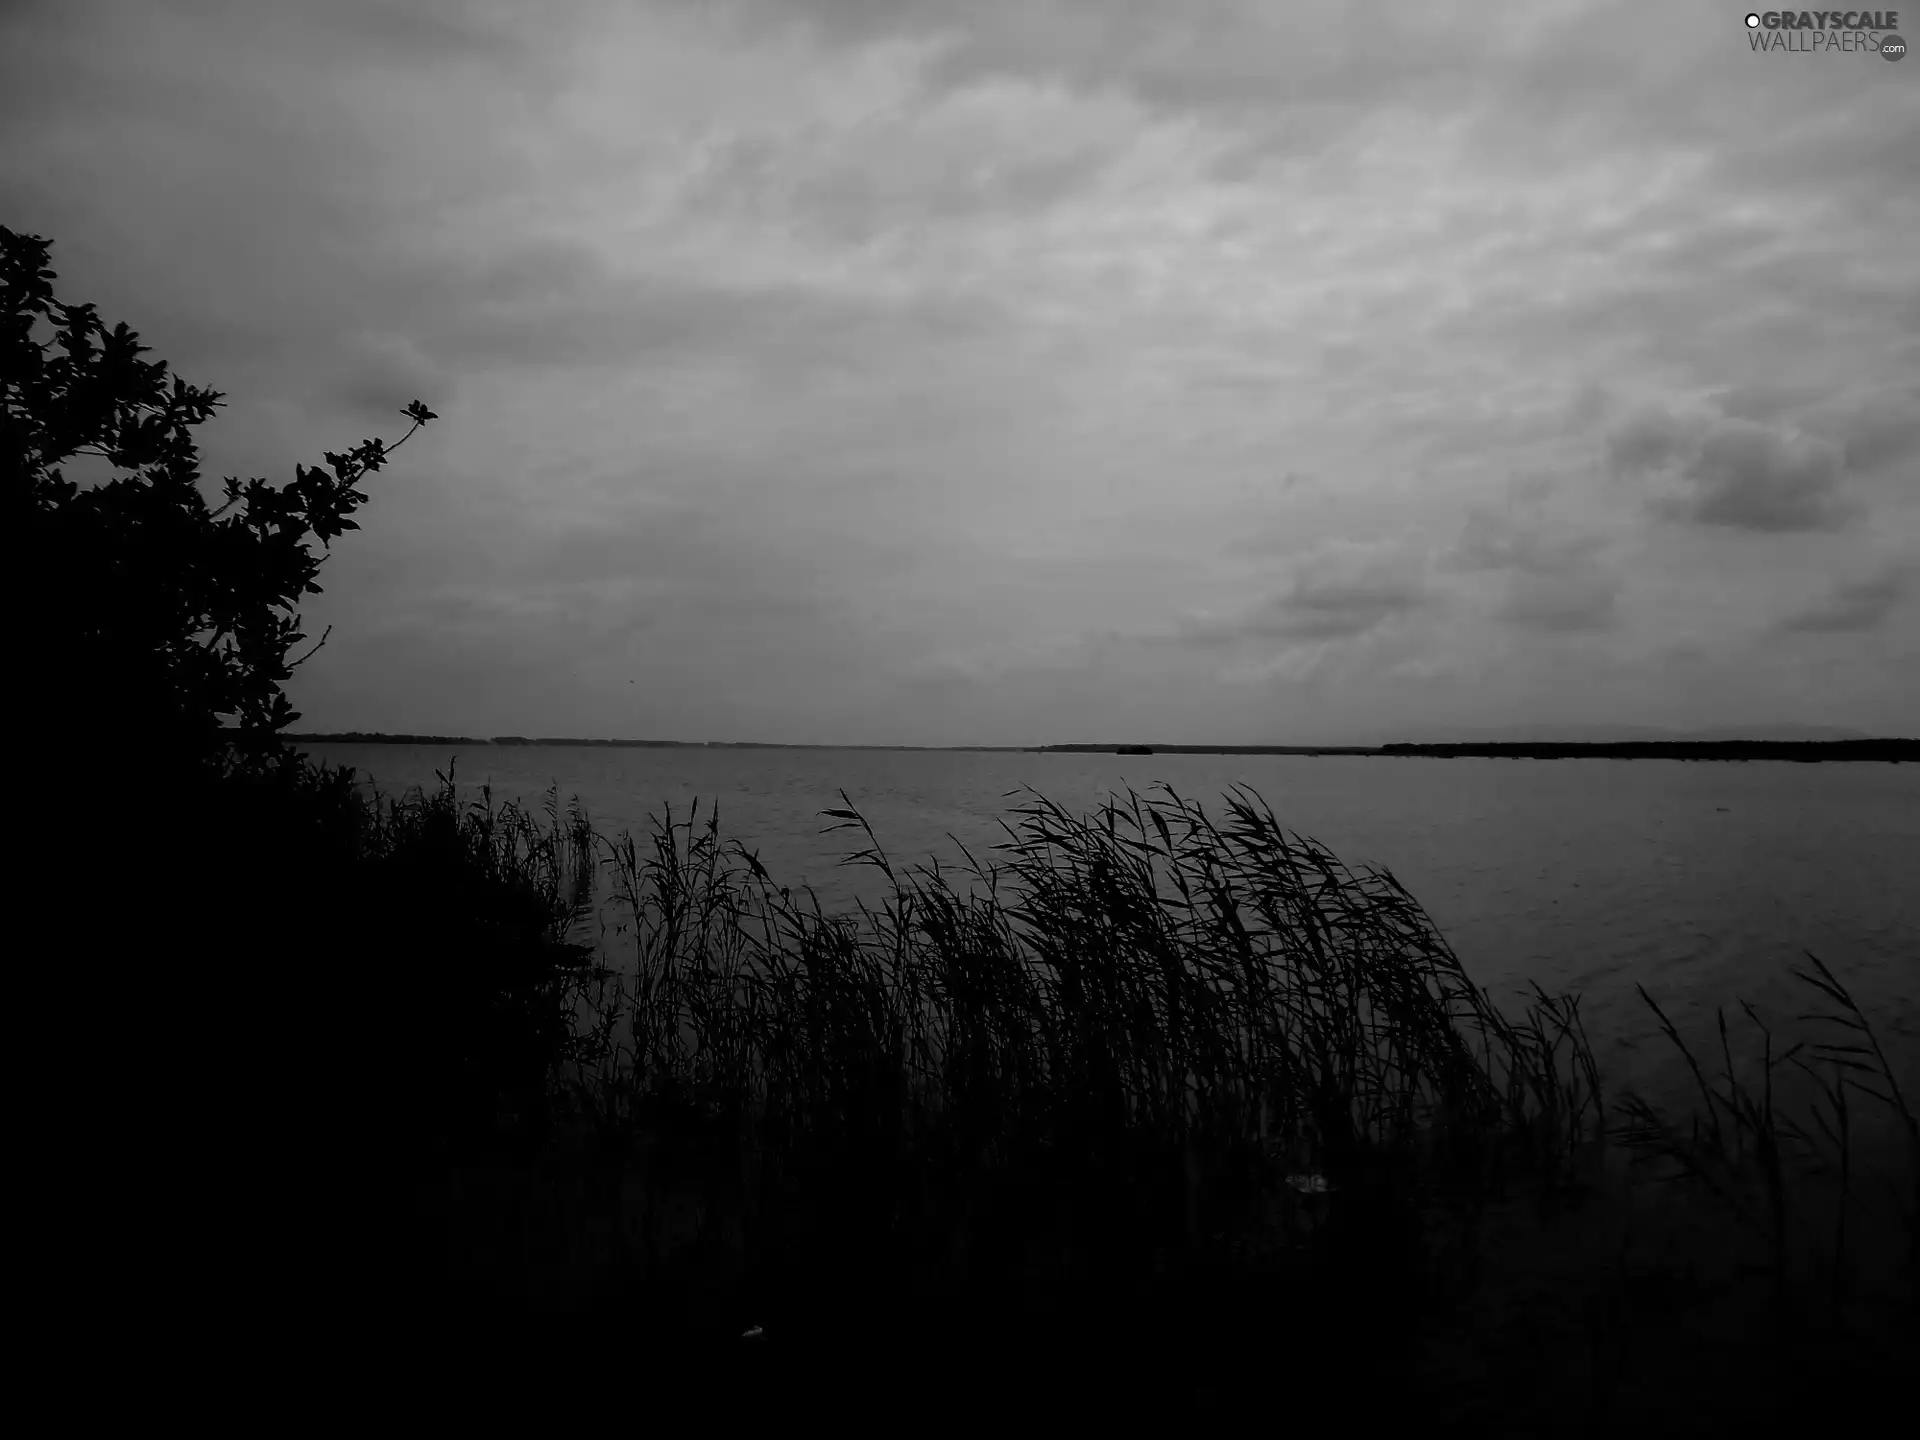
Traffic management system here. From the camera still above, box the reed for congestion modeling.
[241,755,1914,1415]
[1612,953,1918,1326]
[569,782,1605,1213]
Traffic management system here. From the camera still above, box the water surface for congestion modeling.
[299,743,1920,1119]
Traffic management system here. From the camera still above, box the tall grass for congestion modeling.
[258,756,1914,1411]
[1612,955,1919,1326]
[568,784,1606,1228]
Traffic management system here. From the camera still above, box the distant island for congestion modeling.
[1039,740,1916,762]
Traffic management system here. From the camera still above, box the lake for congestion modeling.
[298,742,1920,1125]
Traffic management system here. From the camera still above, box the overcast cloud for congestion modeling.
[4,0,1916,743]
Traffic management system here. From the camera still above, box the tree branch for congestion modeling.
[287,623,333,670]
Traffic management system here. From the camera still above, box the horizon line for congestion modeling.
[279,729,1915,750]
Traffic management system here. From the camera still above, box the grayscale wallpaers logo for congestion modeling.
[1744,10,1906,56]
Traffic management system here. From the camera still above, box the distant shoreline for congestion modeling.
[1046,740,1917,761]
[280,733,1034,751]
[280,733,1916,761]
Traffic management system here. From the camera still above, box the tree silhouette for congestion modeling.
[5,225,451,1364]
[2,223,435,783]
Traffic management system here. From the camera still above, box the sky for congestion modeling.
[3,0,1917,745]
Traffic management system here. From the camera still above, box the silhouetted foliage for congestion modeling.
[3,226,473,1362]
[2,228,611,1167]
[2,223,435,783]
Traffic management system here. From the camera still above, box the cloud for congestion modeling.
[330,331,448,422]
[1448,508,1620,633]
[1450,508,1578,574]
[1610,408,1859,534]
[1777,560,1918,635]
[329,234,1014,382]
[1215,642,1343,687]
[320,0,535,66]
[684,81,1131,243]
[1604,409,1694,479]
[1838,401,1920,479]
[7,0,1918,741]
[1176,540,1432,646]
[1710,382,1824,424]
[1664,426,1855,533]
[1498,570,1618,633]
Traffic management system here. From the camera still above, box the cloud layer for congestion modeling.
[3,0,1916,741]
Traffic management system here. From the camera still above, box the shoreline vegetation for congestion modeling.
[286,731,1918,762]
[264,748,1920,1422]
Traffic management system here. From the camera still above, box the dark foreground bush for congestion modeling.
[4,219,463,1378]
[17,756,606,1392]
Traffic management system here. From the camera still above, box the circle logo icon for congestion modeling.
[1880,32,1907,58]
[1745,12,1761,26]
